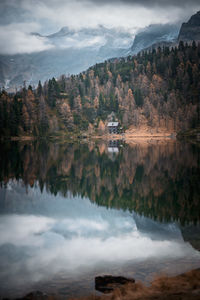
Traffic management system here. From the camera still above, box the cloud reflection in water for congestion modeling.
[0,183,199,297]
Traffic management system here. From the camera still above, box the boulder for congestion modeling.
[16,291,47,300]
[95,275,135,293]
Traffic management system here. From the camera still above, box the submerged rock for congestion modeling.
[95,275,135,293]
[16,291,47,300]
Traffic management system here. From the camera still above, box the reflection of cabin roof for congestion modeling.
[108,147,119,153]
[107,122,119,127]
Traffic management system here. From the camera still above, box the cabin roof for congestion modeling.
[107,122,119,127]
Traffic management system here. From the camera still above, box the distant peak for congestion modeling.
[187,10,200,25]
[178,10,200,41]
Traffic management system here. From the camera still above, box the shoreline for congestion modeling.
[94,133,176,141]
[1,131,177,142]
[1,129,199,144]
[92,268,200,300]
[14,268,200,300]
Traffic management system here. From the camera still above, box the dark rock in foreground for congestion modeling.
[16,291,47,300]
[95,275,135,293]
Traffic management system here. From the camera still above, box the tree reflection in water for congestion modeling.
[0,140,200,225]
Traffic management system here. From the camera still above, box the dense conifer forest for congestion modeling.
[0,41,200,137]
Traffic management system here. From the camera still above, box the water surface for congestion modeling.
[0,140,200,298]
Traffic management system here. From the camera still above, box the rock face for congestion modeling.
[181,224,200,252]
[178,11,200,41]
[0,26,132,90]
[131,23,179,54]
[95,275,135,293]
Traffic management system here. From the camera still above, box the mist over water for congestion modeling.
[0,140,200,298]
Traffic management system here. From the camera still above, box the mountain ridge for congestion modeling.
[1,11,200,90]
[130,23,179,54]
[178,10,200,41]
[0,25,133,90]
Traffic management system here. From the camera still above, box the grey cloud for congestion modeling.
[0,1,198,30]
[0,0,199,55]
[0,0,28,25]
[87,0,200,7]
[4,0,199,8]
[0,23,54,55]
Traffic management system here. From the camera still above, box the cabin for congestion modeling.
[107,122,119,134]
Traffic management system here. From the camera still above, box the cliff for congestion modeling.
[178,11,200,41]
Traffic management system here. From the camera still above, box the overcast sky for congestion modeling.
[0,0,199,55]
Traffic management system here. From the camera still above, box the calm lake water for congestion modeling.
[0,139,200,298]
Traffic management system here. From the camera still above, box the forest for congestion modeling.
[0,41,200,137]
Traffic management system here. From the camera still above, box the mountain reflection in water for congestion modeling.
[0,140,200,298]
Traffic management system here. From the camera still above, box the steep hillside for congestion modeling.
[0,42,200,138]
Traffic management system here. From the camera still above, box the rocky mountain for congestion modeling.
[0,23,181,91]
[1,11,200,91]
[0,26,132,91]
[178,10,200,41]
[130,23,179,54]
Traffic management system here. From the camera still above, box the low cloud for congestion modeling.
[87,0,200,8]
[1,0,199,32]
[0,23,54,55]
[26,1,187,31]
[20,0,199,31]
[57,35,107,49]
[0,1,199,54]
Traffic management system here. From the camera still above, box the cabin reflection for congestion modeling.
[107,140,123,161]
[108,140,119,153]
